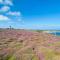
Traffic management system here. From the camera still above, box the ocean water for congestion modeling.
[51,32,60,36]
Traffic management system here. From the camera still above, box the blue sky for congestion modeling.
[0,0,60,29]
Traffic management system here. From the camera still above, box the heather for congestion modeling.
[0,29,60,60]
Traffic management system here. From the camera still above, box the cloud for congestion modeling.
[6,11,22,22]
[0,6,10,13]
[0,0,22,23]
[0,0,3,3]
[0,0,13,6]
[0,15,10,21]
[4,0,13,6]
[7,11,21,16]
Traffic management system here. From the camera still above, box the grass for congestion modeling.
[8,55,16,60]
[19,54,39,60]
[39,47,60,60]
[48,41,60,47]
[0,29,60,60]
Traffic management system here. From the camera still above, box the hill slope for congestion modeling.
[0,29,60,60]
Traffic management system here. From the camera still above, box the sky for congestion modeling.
[0,0,60,30]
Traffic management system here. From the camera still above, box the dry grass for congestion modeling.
[0,29,60,60]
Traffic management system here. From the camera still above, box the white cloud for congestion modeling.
[0,0,3,3]
[7,11,21,16]
[0,15,10,21]
[0,0,13,6]
[7,11,22,22]
[0,6,10,13]
[0,0,22,23]
[4,0,13,6]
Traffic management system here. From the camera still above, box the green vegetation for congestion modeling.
[8,55,16,60]
[0,29,60,60]
[39,47,60,60]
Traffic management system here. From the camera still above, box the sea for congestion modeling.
[50,32,60,36]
